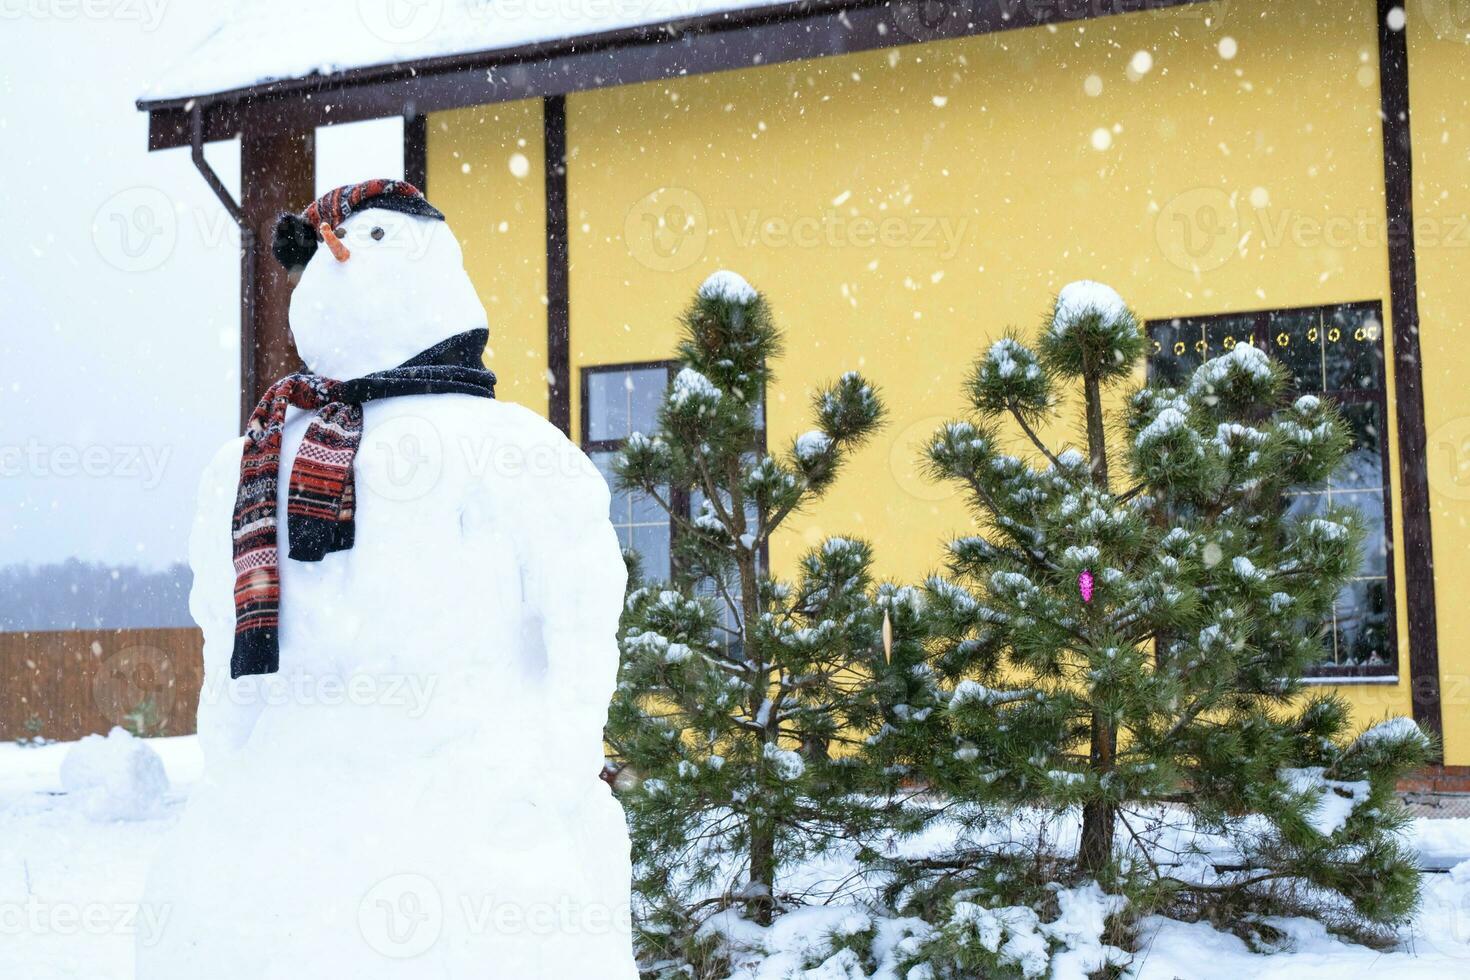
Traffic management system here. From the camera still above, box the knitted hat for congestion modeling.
[271,179,445,271]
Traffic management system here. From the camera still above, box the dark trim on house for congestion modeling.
[239,119,311,409]
[404,114,428,191]
[544,95,572,436]
[1376,1,1442,744]
[140,0,1215,150]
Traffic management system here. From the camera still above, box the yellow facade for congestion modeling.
[430,1,1469,760]
[428,99,551,416]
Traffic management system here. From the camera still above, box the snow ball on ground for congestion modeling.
[1054,280,1129,332]
[59,727,170,821]
[699,269,758,304]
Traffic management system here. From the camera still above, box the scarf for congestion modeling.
[231,329,496,678]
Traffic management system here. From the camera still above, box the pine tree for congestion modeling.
[605,271,887,960]
[880,282,1431,967]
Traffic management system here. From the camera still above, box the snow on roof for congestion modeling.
[140,0,809,103]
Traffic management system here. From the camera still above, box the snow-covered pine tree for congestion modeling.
[881,281,1431,967]
[605,271,889,955]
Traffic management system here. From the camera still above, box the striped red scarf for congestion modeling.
[231,329,495,678]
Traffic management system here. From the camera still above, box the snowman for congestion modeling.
[139,180,639,979]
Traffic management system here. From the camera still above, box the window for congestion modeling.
[581,362,767,658]
[582,362,679,582]
[1146,302,1395,680]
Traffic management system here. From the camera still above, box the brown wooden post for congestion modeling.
[1376,1,1442,746]
[543,95,571,436]
[239,118,314,425]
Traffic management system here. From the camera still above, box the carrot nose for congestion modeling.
[318,222,351,262]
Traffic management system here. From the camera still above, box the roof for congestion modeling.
[139,0,813,104]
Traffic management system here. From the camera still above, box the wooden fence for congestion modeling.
[0,627,204,741]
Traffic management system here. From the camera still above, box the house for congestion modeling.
[125,0,1470,776]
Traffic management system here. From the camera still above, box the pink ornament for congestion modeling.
[1078,570,1095,604]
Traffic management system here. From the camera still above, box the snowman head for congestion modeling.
[272,180,488,380]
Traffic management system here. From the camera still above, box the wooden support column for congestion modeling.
[239,120,314,425]
[544,95,571,435]
[404,114,429,192]
[1376,1,1442,745]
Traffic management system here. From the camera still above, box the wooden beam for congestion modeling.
[1376,0,1441,744]
[240,118,314,419]
[143,0,1216,150]
[544,95,571,435]
[404,114,428,191]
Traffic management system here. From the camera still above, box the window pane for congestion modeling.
[628,369,667,434]
[1284,491,1325,522]
[1334,579,1392,669]
[1267,309,1322,392]
[1330,402,1385,491]
[697,572,746,662]
[1147,319,1200,387]
[591,449,670,582]
[631,523,672,582]
[586,367,669,442]
[1334,490,1388,578]
[1324,307,1384,392]
[586,373,630,443]
[1203,316,1258,363]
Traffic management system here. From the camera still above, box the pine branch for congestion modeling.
[1009,402,1066,471]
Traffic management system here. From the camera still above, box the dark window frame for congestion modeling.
[1145,301,1398,682]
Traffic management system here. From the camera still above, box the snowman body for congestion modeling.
[138,207,638,978]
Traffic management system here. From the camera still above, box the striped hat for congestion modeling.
[272,179,444,271]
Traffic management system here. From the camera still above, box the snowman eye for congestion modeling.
[333,226,345,240]
[370,226,385,241]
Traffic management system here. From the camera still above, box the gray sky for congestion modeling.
[0,2,401,570]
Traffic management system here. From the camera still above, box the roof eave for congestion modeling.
[138,0,1216,150]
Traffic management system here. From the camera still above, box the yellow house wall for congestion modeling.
[427,99,550,415]
[428,0,1462,757]
[1407,20,1470,763]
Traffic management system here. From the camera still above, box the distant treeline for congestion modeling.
[0,559,193,631]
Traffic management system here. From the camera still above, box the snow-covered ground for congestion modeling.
[4,734,1470,979]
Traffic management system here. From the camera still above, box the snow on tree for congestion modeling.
[874,282,1431,971]
[605,272,893,961]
